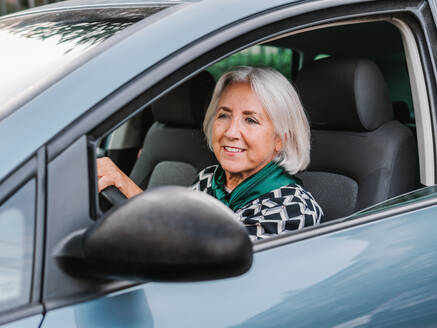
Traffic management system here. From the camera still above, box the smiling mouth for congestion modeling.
[223,146,245,153]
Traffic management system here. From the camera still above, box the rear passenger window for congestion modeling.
[0,179,35,312]
[207,45,294,80]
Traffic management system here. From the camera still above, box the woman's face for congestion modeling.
[212,82,282,181]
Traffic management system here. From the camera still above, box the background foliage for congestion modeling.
[207,45,293,81]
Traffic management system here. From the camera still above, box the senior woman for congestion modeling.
[191,66,323,239]
[97,66,323,240]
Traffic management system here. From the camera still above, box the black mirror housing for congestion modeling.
[57,186,252,282]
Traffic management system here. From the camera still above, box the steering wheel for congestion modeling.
[99,185,127,212]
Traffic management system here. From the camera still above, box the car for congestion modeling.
[2,0,437,326]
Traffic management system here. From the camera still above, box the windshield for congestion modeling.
[0,6,169,120]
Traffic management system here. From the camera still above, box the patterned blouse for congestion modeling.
[192,165,324,240]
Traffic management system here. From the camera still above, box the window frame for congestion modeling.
[80,2,437,244]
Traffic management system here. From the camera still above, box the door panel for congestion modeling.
[42,204,437,327]
[142,204,437,327]
[41,290,153,328]
[2,315,42,328]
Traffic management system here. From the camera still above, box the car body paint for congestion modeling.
[40,203,437,327]
[2,315,42,328]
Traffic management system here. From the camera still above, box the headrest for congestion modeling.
[152,71,215,128]
[295,57,393,131]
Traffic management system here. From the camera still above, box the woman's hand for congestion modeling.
[96,157,143,198]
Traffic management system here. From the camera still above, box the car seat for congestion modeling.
[295,57,419,220]
[129,71,217,189]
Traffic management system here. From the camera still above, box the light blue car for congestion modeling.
[2,0,437,326]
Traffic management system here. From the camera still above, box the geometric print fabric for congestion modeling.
[192,165,324,241]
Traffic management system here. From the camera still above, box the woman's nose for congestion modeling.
[223,118,241,139]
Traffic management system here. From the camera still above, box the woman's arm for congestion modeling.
[97,157,143,198]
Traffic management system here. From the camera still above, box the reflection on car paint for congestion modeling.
[2,315,43,328]
[40,290,153,328]
[41,204,437,327]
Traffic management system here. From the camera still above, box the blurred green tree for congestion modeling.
[207,45,293,81]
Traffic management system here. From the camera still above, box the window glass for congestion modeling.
[0,6,170,121]
[350,185,437,219]
[207,45,293,80]
[0,179,35,312]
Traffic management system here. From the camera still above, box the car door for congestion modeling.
[19,0,437,327]
[39,200,437,327]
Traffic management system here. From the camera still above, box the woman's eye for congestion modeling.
[246,117,259,125]
[217,113,229,119]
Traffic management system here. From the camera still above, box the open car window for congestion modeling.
[95,16,434,240]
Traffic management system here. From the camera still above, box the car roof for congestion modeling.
[1,0,200,19]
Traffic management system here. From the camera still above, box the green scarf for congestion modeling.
[211,161,302,211]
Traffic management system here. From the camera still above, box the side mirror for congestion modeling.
[56,186,252,282]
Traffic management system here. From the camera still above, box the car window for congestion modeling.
[95,18,428,236]
[352,185,437,218]
[0,6,170,121]
[0,179,35,312]
[207,45,293,81]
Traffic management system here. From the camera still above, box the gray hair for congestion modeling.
[203,66,310,175]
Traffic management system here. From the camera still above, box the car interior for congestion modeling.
[97,19,426,223]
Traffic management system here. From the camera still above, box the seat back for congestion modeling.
[295,57,419,220]
[130,72,217,189]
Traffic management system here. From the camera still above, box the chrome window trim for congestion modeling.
[391,17,435,186]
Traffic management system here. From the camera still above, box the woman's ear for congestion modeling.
[274,135,284,154]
